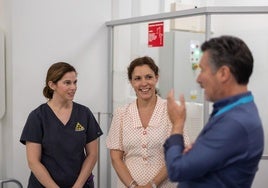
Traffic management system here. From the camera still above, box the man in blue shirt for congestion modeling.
[164,35,264,188]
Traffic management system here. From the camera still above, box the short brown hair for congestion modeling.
[43,62,76,99]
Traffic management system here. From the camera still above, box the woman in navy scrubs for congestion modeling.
[20,62,103,188]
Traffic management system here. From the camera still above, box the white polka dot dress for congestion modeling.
[106,96,190,188]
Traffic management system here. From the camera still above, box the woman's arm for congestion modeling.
[26,142,59,188]
[110,149,137,187]
[72,139,99,188]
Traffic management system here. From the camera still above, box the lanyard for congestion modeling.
[214,95,253,117]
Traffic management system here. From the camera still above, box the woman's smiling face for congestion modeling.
[130,65,158,101]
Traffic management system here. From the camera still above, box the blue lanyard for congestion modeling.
[214,95,253,117]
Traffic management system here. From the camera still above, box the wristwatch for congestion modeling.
[150,180,157,188]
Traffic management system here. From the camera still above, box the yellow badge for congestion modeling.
[75,122,85,131]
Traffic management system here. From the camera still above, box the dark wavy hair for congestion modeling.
[127,56,159,80]
[201,35,253,84]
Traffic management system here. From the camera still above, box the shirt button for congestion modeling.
[142,144,147,148]
[143,130,147,135]
[143,157,147,161]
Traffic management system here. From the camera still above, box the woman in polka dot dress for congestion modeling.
[106,56,189,188]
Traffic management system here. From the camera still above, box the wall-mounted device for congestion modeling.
[190,40,202,71]
[159,30,205,103]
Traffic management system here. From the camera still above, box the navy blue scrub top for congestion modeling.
[20,102,103,188]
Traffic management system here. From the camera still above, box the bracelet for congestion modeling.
[150,180,157,188]
[128,179,138,188]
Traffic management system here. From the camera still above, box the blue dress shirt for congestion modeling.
[164,92,264,188]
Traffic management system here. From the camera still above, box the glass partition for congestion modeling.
[112,16,206,104]
[112,15,207,146]
[107,6,268,157]
[210,14,268,155]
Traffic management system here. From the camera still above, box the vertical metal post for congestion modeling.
[205,13,211,41]
[97,112,101,188]
[106,25,114,187]
[0,29,6,119]
[203,13,212,125]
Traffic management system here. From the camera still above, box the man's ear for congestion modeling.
[217,65,231,83]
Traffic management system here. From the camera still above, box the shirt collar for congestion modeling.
[130,95,163,128]
[211,91,252,118]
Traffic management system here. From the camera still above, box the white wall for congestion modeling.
[0,0,12,183]
[0,0,111,187]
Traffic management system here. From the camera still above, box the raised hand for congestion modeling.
[167,89,186,134]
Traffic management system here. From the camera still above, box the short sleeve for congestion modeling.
[86,108,103,143]
[106,107,124,150]
[20,110,43,145]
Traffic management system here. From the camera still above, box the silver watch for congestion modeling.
[150,181,157,188]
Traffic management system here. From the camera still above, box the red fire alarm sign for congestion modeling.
[148,21,164,47]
